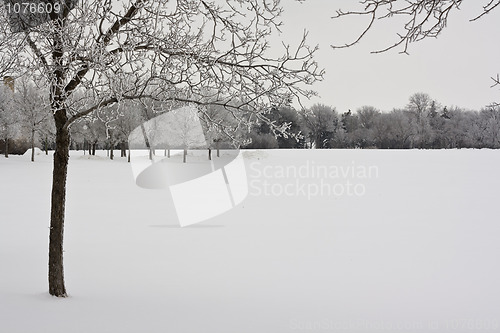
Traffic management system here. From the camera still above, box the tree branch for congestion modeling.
[64,0,146,96]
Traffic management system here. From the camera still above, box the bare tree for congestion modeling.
[357,106,380,129]
[199,104,243,159]
[405,93,436,148]
[166,106,207,163]
[95,104,122,160]
[71,116,106,156]
[15,77,52,162]
[114,100,144,162]
[0,83,19,157]
[301,104,338,148]
[372,109,414,148]
[0,1,322,296]
[478,106,500,148]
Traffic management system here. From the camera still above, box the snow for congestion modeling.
[22,147,44,156]
[1,149,499,332]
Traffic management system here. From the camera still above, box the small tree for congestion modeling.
[114,100,144,162]
[164,106,207,163]
[0,83,19,157]
[95,104,122,160]
[301,104,338,148]
[1,0,322,297]
[406,93,436,148]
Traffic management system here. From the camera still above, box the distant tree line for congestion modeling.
[247,93,500,149]
[3,84,500,158]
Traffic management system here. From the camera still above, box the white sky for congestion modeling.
[276,0,500,113]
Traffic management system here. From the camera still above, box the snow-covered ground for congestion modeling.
[1,149,499,333]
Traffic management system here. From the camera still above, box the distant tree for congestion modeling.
[96,104,123,160]
[269,107,305,148]
[200,104,243,157]
[462,110,485,148]
[0,83,19,157]
[173,107,208,163]
[441,107,471,148]
[71,116,106,156]
[357,106,380,129]
[338,109,360,148]
[245,106,305,149]
[114,101,144,162]
[39,119,55,155]
[350,106,380,148]
[15,78,51,162]
[372,113,393,148]
[392,110,417,148]
[301,104,338,148]
[143,105,207,163]
[341,110,359,132]
[373,110,414,149]
[478,106,500,148]
[405,93,437,148]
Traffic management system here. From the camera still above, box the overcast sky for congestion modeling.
[276,0,500,113]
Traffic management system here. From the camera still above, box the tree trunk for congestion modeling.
[4,138,8,158]
[128,147,131,163]
[31,129,35,162]
[183,148,187,163]
[48,110,70,297]
[109,130,114,160]
[167,149,170,158]
[92,143,96,156]
[48,15,70,298]
[208,147,211,160]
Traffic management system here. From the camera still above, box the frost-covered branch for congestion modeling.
[332,0,498,54]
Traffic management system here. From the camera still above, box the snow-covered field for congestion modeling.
[1,149,499,333]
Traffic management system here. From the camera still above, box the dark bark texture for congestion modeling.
[48,109,69,297]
